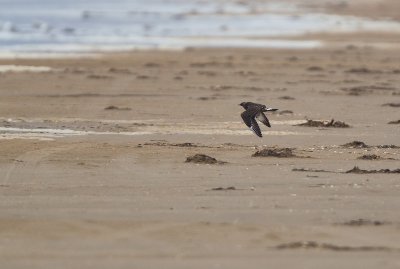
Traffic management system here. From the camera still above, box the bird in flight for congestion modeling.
[239,102,278,137]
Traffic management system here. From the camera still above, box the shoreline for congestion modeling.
[1,0,400,58]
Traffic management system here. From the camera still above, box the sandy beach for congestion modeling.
[1,1,400,268]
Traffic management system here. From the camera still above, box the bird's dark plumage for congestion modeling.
[239,102,278,137]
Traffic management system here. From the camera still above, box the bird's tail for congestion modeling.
[264,107,278,112]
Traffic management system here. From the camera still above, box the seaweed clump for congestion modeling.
[357,154,381,160]
[275,241,391,252]
[341,219,387,226]
[345,166,400,174]
[297,119,350,128]
[185,154,226,164]
[341,141,369,148]
[252,147,296,158]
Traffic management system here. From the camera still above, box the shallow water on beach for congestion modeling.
[0,119,308,140]
[1,0,400,56]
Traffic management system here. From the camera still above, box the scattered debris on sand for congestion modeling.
[108,68,132,74]
[382,103,400,107]
[197,70,217,77]
[174,143,199,147]
[144,140,198,146]
[87,74,112,79]
[143,141,204,148]
[294,166,400,174]
[296,119,350,128]
[376,144,400,149]
[142,141,256,149]
[207,186,255,191]
[292,168,332,173]
[104,105,131,111]
[307,66,324,71]
[341,141,399,149]
[144,62,160,68]
[275,241,392,252]
[345,166,400,174]
[286,56,298,61]
[341,85,395,96]
[388,120,400,124]
[143,140,216,148]
[166,142,195,148]
[341,141,369,148]
[252,147,297,158]
[341,86,370,96]
[345,68,381,74]
[278,96,295,100]
[197,96,217,101]
[340,219,388,226]
[357,154,381,160]
[185,154,226,164]
[209,186,236,191]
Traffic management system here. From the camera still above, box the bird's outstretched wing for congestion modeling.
[256,111,271,127]
[250,118,262,137]
[241,107,258,127]
[241,111,252,128]
[241,108,263,137]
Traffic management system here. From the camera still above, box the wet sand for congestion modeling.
[1,45,400,268]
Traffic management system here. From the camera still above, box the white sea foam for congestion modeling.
[0,65,55,73]
[0,52,100,59]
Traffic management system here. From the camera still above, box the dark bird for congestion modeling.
[239,102,278,137]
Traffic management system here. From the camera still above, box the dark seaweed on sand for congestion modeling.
[296,119,350,128]
[382,103,400,107]
[345,166,400,174]
[307,66,324,71]
[209,186,236,191]
[357,154,381,160]
[388,120,400,124]
[341,141,369,148]
[345,68,382,74]
[144,141,199,147]
[340,219,388,226]
[275,241,392,252]
[293,166,400,174]
[376,144,400,149]
[278,96,295,100]
[292,168,332,173]
[341,141,399,149]
[341,85,395,96]
[252,148,296,158]
[104,105,131,111]
[185,154,226,164]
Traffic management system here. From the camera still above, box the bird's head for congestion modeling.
[239,102,248,108]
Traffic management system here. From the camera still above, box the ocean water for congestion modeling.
[1,0,400,55]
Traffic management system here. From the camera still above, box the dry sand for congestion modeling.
[1,3,400,268]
